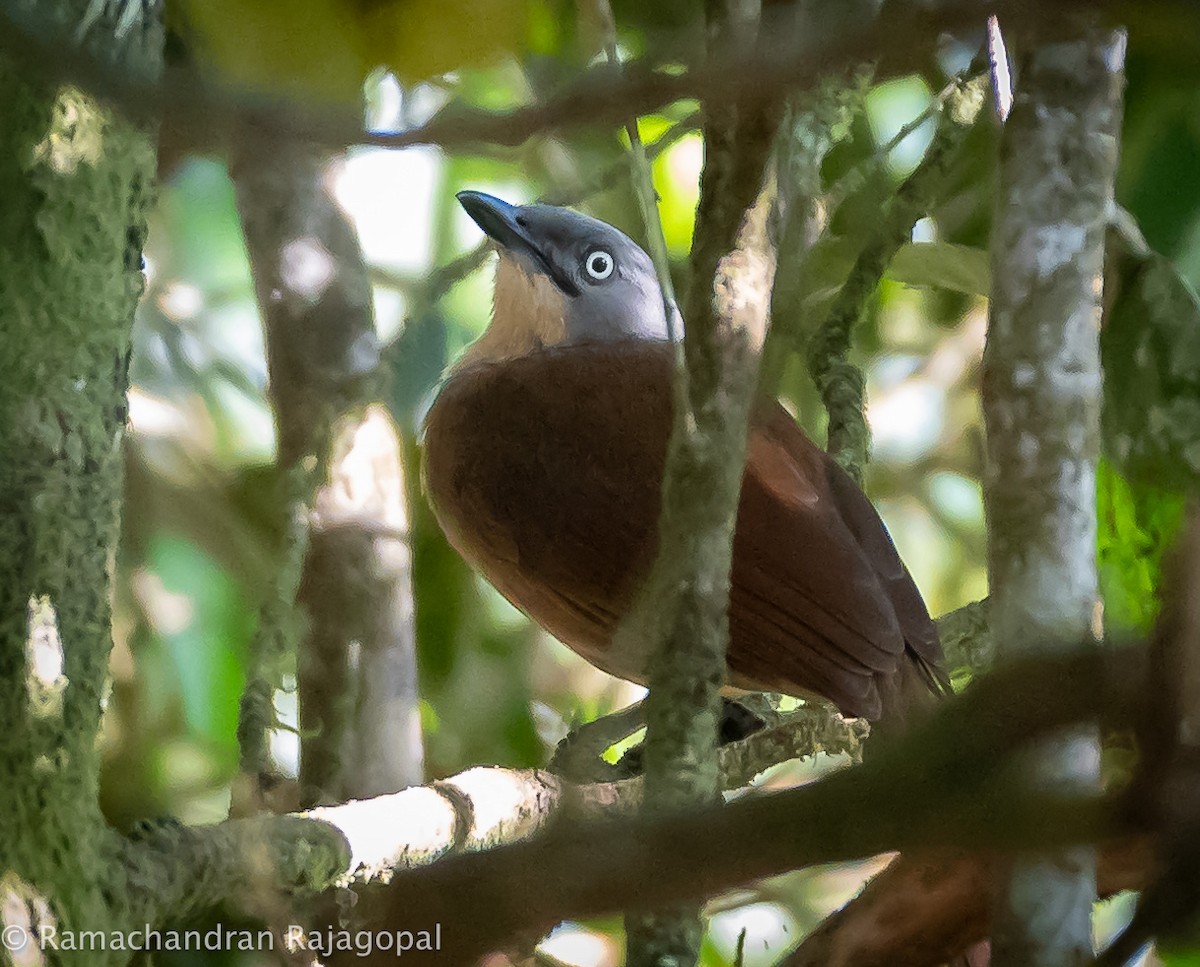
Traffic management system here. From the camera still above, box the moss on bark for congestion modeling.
[0,3,161,962]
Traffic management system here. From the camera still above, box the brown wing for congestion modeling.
[421,341,944,719]
[728,403,946,718]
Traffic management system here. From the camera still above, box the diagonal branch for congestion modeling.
[806,67,987,481]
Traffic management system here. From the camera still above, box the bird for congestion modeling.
[422,190,948,725]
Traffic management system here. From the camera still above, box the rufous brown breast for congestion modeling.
[423,340,945,722]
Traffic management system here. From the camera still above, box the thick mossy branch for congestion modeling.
[0,2,161,964]
[619,1,781,962]
[123,709,860,929]
[982,26,1125,967]
[938,598,992,675]
[122,637,1163,967]
[806,69,986,481]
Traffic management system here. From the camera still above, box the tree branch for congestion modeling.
[122,702,865,926]
[780,838,1157,967]
[619,0,782,958]
[232,131,423,807]
[806,66,987,481]
[0,0,1167,157]
[348,645,1147,965]
[982,25,1126,966]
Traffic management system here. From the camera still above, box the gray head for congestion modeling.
[455,191,676,367]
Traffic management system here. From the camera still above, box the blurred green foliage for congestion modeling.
[98,5,1200,963]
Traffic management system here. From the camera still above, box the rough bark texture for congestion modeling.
[352,645,1141,965]
[620,0,780,961]
[0,1,161,962]
[982,26,1126,967]
[232,135,423,807]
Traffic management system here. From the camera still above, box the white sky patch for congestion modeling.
[929,471,984,527]
[271,685,300,779]
[868,380,944,460]
[372,286,408,343]
[158,281,204,321]
[132,569,194,636]
[708,902,797,967]
[205,301,268,388]
[366,72,404,131]
[665,133,703,191]
[208,380,276,462]
[912,215,938,243]
[539,923,618,967]
[330,147,441,273]
[27,595,65,690]
[281,236,337,303]
[402,82,450,127]
[127,387,188,437]
[866,76,935,177]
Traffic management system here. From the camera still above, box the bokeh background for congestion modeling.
[97,4,1200,963]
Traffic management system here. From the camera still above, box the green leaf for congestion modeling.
[790,237,991,320]
[177,0,530,101]
[1103,219,1200,489]
[888,242,991,296]
[1160,945,1200,966]
[1097,459,1185,634]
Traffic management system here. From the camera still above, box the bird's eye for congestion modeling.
[584,249,614,281]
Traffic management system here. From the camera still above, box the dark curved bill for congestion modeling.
[456,190,580,297]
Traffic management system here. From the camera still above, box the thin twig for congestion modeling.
[824,73,977,213]
[806,67,987,481]
[593,4,682,345]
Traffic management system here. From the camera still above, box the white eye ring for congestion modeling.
[584,249,614,281]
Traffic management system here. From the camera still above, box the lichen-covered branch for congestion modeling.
[0,1,161,964]
[233,133,423,808]
[104,638,1167,967]
[982,25,1126,967]
[118,704,864,930]
[760,72,869,397]
[938,598,992,675]
[355,645,1144,965]
[617,0,782,958]
[806,68,986,481]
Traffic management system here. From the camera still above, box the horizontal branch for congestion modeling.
[345,646,1148,963]
[124,704,862,926]
[130,601,989,936]
[0,1,1169,156]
